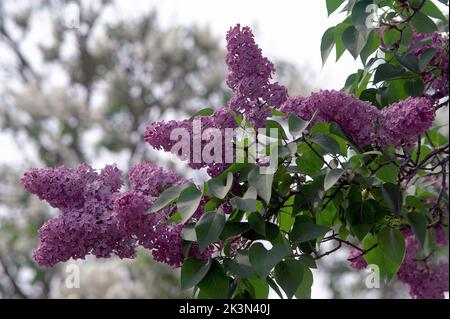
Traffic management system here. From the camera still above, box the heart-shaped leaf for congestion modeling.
[249,242,289,279]
[324,168,344,191]
[177,185,203,223]
[195,209,226,251]
[274,259,305,299]
[180,258,211,290]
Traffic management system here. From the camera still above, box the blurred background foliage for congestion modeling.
[0,0,312,298]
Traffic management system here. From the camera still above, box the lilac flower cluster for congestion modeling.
[128,162,189,196]
[397,230,449,299]
[226,24,288,127]
[22,164,135,267]
[379,97,436,146]
[22,163,214,267]
[281,91,381,146]
[410,31,449,99]
[348,229,449,299]
[145,107,238,177]
[280,91,435,147]
[348,248,368,270]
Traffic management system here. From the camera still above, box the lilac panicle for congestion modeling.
[145,107,237,176]
[379,97,435,147]
[128,162,189,196]
[348,230,449,299]
[22,162,215,268]
[280,90,436,148]
[410,31,449,99]
[348,248,368,270]
[23,164,137,267]
[397,231,449,299]
[226,24,288,127]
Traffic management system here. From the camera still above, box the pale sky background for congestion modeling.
[117,0,361,89]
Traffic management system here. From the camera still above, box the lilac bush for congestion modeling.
[22,1,448,299]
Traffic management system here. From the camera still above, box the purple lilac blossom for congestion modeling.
[380,27,449,100]
[348,248,368,270]
[22,163,215,268]
[226,24,288,127]
[145,107,238,176]
[379,97,435,147]
[114,191,214,266]
[410,31,449,99]
[280,91,435,147]
[348,230,449,299]
[128,162,189,196]
[22,164,137,267]
[397,230,449,299]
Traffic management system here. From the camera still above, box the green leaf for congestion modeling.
[321,27,336,65]
[324,168,344,191]
[381,79,409,105]
[334,20,351,61]
[407,212,427,247]
[411,11,438,33]
[195,209,226,251]
[311,134,340,155]
[271,109,285,117]
[249,278,270,298]
[189,107,214,121]
[267,276,284,299]
[326,0,345,15]
[419,47,437,71]
[401,24,414,46]
[383,27,401,48]
[359,88,379,106]
[381,182,402,214]
[294,266,313,299]
[264,119,288,140]
[248,212,266,236]
[396,54,421,73]
[150,184,190,213]
[378,226,406,265]
[166,211,182,224]
[427,129,448,146]
[290,222,330,244]
[279,209,295,233]
[231,187,257,212]
[248,168,274,204]
[220,222,250,240]
[180,258,211,290]
[177,186,203,223]
[223,253,256,279]
[404,77,425,97]
[360,30,380,65]
[421,0,448,20]
[342,25,366,59]
[207,172,233,199]
[373,63,405,84]
[204,198,220,213]
[197,260,229,298]
[274,260,305,299]
[363,234,400,281]
[352,0,373,26]
[296,150,324,176]
[181,224,197,242]
[298,254,317,269]
[288,114,308,136]
[375,164,399,183]
[249,242,290,279]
